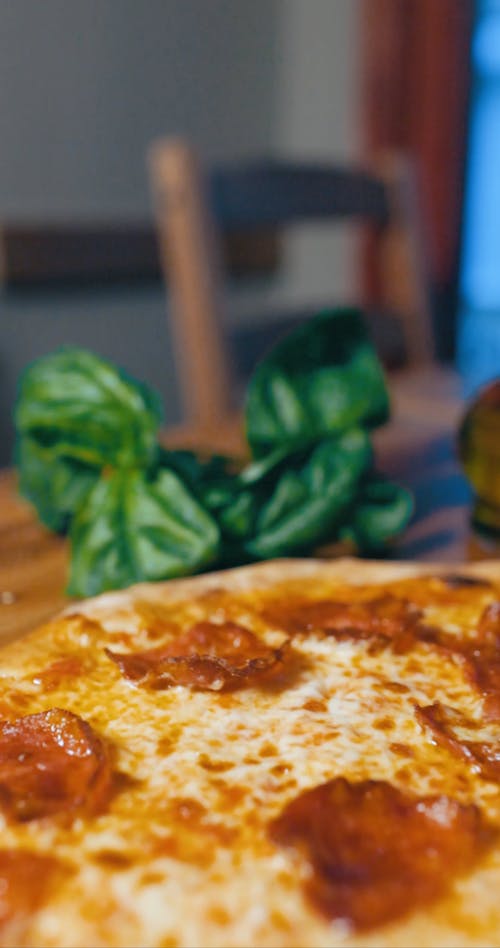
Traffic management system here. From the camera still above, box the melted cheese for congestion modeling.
[0,560,499,947]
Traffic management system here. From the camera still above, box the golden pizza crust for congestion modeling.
[63,556,500,623]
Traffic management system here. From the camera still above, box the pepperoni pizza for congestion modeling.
[1,559,500,946]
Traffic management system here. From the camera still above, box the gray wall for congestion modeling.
[0,0,280,216]
[267,0,359,313]
[0,0,359,464]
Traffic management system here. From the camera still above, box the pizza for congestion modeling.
[2,558,500,947]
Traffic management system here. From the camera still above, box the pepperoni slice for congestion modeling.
[106,621,286,691]
[455,603,500,722]
[0,849,60,939]
[0,709,112,821]
[269,778,491,931]
[265,595,423,652]
[416,703,500,782]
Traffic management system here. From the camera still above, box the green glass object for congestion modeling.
[458,380,500,538]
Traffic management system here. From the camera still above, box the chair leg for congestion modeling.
[148,138,233,428]
[376,152,435,365]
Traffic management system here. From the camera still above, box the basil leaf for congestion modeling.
[16,348,162,469]
[159,448,251,537]
[67,468,220,597]
[245,308,390,458]
[347,475,414,551]
[16,436,98,534]
[237,446,291,487]
[160,448,242,497]
[246,428,372,559]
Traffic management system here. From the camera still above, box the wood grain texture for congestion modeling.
[0,471,68,642]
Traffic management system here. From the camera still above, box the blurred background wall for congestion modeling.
[0,0,359,463]
[0,0,280,217]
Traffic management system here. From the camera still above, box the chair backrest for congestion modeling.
[209,162,389,228]
[149,138,433,428]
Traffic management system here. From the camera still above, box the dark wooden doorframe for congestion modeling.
[360,0,475,359]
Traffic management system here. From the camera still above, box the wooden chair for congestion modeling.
[148,138,434,431]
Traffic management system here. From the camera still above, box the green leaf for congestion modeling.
[160,448,244,507]
[16,436,98,533]
[215,491,259,540]
[161,448,233,487]
[159,432,376,562]
[237,446,292,487]
[15,348,162,469]
[245,308,390,458]
[245,428,372,559]
[345,475,414,552]
[67,468,220,597]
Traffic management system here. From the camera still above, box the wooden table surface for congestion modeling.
[0,365,493,645]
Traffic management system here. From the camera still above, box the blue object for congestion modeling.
[459,0,500,394]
